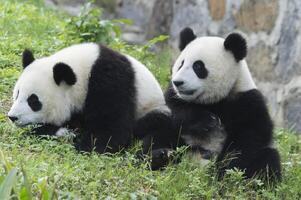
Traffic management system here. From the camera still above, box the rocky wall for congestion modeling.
[46,0,301,133]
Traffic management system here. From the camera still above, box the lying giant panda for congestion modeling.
[7,43,170,153]
[147,28,281,181]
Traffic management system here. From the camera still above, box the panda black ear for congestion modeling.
[53,62,77,86]
[22,49,35,69]
[179,27,197,51]
[224,33,247,62]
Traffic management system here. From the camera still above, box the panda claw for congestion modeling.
[218,117,222,126]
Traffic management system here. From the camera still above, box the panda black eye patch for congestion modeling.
[193,60,208,79]
[178,60,184,71]
[27,94,42,112]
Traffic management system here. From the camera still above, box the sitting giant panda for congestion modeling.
[148,28,281,181]
[7,43,170,153]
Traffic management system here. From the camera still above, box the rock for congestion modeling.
[44,0,301,134]
[115,0,155,28]
[121,32,145,44]
[146,0,173,40]
[122,25,143,33]
[247,43,276,82]
[234,0,278,33]
[170,0,210,49]
[44,0,85,15]
[256,81,285,129]
[208,0,226,20]
[274,0,301,83]
[283,77,301,132]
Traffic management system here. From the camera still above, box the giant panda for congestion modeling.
[147,28,281,181]
[7,43,170,153]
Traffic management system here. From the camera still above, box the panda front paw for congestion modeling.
[31,124,60,136]
[31,125,76,138]
[74,140,92,153]
[150,148,174,170]
[55,128,76,138]
[149,148,183,170]
[185,113,223,138]
[197,113,222,132]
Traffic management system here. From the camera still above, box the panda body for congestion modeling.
[8,43,168,153]
[148,28,281,180]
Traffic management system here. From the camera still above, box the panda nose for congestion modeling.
[173,80,184,87]
[8,116,18,122]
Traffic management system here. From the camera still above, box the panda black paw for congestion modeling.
[184,112,224,138]
[150,148,173,170]
[73,138,93,153]
[198,112,222,132]
[149,148,183,170]
[31,124,60,136]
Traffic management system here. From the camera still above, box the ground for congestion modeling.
[0,1,301,199]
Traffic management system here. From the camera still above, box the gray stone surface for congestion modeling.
[283,77,301,132]
[115,0,154,28]
[46,0,301,133]
[114,0,301,133]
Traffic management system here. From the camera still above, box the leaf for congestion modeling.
[0,168,18,200]
[112,25,122,37]
[20,166,32,200]
[148,35,169,45]
[112,18,133,25]
[0,150,13,172]
[37,177,49,200]
[142,35,169,51]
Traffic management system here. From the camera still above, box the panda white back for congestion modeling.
[233,60,256,93]
[125,55,167,119]
[43,43,100,113]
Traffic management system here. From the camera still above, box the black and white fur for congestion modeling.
[148,28,281,181]
[8,43,170,153]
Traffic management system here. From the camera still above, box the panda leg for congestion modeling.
[75,56,137,153]
[134,109,179,151]
[217,147,281,182]
[245,147,281,182]
[134,109,172,138]
[134,110,183,169]
[74,102,134,153]
[75,114,134,154]
[31,124,60,136]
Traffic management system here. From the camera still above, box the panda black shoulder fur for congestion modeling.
[8,43,170,153]
[148,28,281,181]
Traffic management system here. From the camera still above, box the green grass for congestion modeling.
[0,1,301,199]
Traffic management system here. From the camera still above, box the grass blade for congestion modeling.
[0,168,18,200]
[20,166,33,200]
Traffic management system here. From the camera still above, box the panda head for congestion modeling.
[7,49,77,127]
[172,27,249,104]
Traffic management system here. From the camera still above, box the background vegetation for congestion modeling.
[0,0,300,199]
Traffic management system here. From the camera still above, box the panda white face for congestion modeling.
[172,28,254,104]
[8,59,73,126]
[172,37,239,104]
[8,77,48,127]
[8,44,99,127]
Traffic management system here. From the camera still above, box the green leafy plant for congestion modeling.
[0,168,18,200]
[0,150,66,199]
[65,1,132,44]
